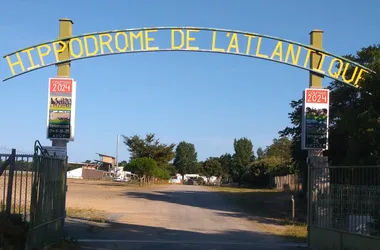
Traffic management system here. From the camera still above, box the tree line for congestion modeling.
[120,132,294,187]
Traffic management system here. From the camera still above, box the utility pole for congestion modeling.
[115,135,119,178]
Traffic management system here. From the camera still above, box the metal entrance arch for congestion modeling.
[2,19,378,250]
[2,24,375,87]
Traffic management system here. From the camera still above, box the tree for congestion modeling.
[325,45,380,165]
[256,147,265,160]
[122,133,176,167]
[219,153,232,182]
[219,153,232,181]
[196,161,204,175]
[279,44,380,193]
[231,137,253,185]
[264,136,293,173]
[279,99,308,185]
[173,141,198,179]
[124,157,157,186]
[154,167,171,181]
[118,160,128,167]
[203,157,223,183]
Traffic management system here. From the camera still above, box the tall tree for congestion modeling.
[219,153,232,182]
[173,141,198,178]
[203,157,223,183]
[122,133,176,167]
[256,147,265,160]
[265,137,292,164]
[252,136,293,175]
[326,45,380,165]
[279,99,308,175]
[231,137,253,185]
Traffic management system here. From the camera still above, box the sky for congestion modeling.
[0,0,379,162]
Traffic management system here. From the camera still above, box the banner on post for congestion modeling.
[301,88,330,150]
[46,78,76,141]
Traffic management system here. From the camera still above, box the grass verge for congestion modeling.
[66,207,107,223]
[209,186,308,243]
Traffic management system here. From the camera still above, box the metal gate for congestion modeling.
[26,141,68,249]
[308,156,380,250]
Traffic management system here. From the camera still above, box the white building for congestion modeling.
[67,167,83,179]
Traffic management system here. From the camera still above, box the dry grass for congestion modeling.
[209,186,308,243]
[66,207,107,223]
[259,219,308,243]
[0,175,33,214]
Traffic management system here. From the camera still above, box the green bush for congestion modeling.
[196,177,205,185]
[155,167,171,180]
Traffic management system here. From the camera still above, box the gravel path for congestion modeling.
[64,184,307,250]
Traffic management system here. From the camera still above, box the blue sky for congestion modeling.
[0,0,379,162]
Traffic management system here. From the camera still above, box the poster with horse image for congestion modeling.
[47,78,76,140]
[302,88,330,150]
[49,96,72,111]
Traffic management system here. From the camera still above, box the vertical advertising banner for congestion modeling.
[47,78,76,141]
[301,88,330,150]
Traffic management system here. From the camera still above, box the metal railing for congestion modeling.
[310,165,380,237]
[0,149,34,221]
[26,140,68,249]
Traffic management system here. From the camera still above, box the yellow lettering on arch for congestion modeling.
[342,63,358,84]
[211,31,224,52]
[99,33,114,54]
[255,37,268,58]
[186,29,199,50]
[6,53,25,75]
[83,35,99,56]
[303,48,315,68]
[22,48,40,70]
[171,29,184,49]
[270,41,283,61]
[285,44,301,65]
[226,33,239,53]
[314,52,327,73]
[328,57,344,79]
[53,41,67,62]
[37,44,51,65]
[145,30,158,50]
[244,34,256,54]
[130,31,144,51]
[354,68,369,87]
[115,32,129,52]
[69,38,84,58]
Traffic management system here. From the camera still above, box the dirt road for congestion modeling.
[65,183,307,250]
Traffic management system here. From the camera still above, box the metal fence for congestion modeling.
[0,149,34,221]
[270,174,303,192]
[26,141,68,249]
[310,165,380,238]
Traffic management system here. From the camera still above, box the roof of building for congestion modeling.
[68,161,98,166]
[96,153,115,159]
[94,159,114,165]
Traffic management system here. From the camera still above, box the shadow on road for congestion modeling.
[64,218,307,250]
[122,187,306,225]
